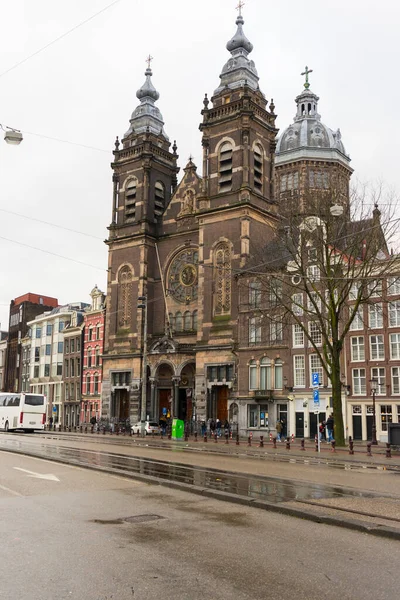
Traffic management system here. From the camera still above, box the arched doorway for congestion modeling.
[178,362,196,422]
[155,363,174,421]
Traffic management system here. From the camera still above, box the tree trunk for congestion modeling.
[331,353,345,446]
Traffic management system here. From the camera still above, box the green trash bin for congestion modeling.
[172,418,184,440]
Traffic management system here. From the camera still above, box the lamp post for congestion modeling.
[369,378,378,445]
[1,124,23,145]
[138,295,148,437]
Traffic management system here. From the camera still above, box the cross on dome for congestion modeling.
[146,54,153,69]
[301,66,313,90]
[236,1,245,16]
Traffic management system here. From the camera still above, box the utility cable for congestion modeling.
[0,0,125,80]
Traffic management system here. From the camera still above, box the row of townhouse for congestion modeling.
[234,272,400,443]
[7,286,105,427]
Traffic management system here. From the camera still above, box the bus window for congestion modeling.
[24,395,45,406]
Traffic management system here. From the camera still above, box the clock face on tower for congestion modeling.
[168,249,199,304]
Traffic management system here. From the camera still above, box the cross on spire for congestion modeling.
[146,54,153,69]
[236,1,245,16]
[301,65,313,90]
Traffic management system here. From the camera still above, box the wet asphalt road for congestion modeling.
[1,450,400,600]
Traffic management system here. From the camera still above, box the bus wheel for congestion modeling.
[4,421,9,432]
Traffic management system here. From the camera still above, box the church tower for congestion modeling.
[275,68,353,216]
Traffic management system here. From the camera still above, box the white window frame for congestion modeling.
[309,354,323,387]
[309,322,322,346]
[369,335,385,361]
[368,279,382,297]
[249,281,262,308]
[352,368,366,395]
[351,336,365,361]
[388,277,400,296]
[350,306,364,330]
[390,333,400,359]
[388,301,400,327]
[249,317,261,344]
[371,367,385,395]
[293,324,304,348]
[391,367,400,395]
[308,292,321,314]
[249,361,257,390]
[294,355,305,387]
[292,293,304,316]
[368,303,383,329]
[270,321,283,342]
[307,265,320,282]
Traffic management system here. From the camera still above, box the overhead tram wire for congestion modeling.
[0,0,125,80]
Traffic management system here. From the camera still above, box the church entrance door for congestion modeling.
[158,389,172,420]
[209,385,229,422]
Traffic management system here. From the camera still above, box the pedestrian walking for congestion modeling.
[216,418,222,437]
[280,418,287,441]
[49,416,53,431]
[224,419,230,436]
[210,419,216,438]
[326,414,334,442]
[275,420,283,442]
[201,420,207,437]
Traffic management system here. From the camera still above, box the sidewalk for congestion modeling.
[49,429,400,469]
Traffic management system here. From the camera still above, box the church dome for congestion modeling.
[226,14,254,54]
[276,80,350,167]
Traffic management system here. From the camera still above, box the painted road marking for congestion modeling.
[0,483,23,497]
[13,467,60,482]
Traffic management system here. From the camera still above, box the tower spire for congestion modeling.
[301,65,313,90]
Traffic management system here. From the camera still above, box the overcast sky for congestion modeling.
[0,0,398,329]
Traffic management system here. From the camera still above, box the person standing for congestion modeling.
[210,419,216,438]
[275,420,283,442]
[319,420,326,442]
[326,414,334,442]
[216,418,222,437]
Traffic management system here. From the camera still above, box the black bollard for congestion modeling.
[349,436,354,455]
[236,433,240,446]
[259,435,264,448]
[204,433,208,443]
[300,438,305,451]
[367,442,372,457]
[84,426,87,434]
[225,431,229,444]
[286,439,290,450]
[272,437,277,449]
[194,431,198,442]
[247,435,251,447]
[386,443,392,459]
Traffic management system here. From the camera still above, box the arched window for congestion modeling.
[260,357,272,390]
[154,181,165,218]
[218,142,233,191]
[192,310,198,330]
[214,243,231,315]
[118,266,133,328]
[88,326,93,341]
[125,178,137,221]
[95,346,100,367]
[274,359,283,389]
[254,144,263,192]
[96,324,101,340]
[249,360,257,390]
[86,374,91,395]
[175,312,183,332]
[184,311,191,331]
[87,348,92,368]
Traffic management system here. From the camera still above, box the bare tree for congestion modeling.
[240,182,399,446]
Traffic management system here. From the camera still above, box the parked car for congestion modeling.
[131,421,161,435]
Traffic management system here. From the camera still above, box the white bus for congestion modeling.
[0,393,47,432]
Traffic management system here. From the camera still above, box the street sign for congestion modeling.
[312,372,320,388]
[313,388,320,409]
[52,406,57,413]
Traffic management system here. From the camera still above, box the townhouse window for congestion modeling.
[308,292,321,314]
[46,324,52,335]
[350,307,364,330]
[248,405,259,428]
[260,357,272,390]
[70,383,75,401]
[309,322,322,346]
[88,327,93,341]
[388,277,400,295]
[371,367,385,394]
[76,358,80,374]
[94,374,99,395]
[388,301,400,327]
[64,360,69,378]
[307,265,320,282]
[70,359,75,377]
[58,342,63,354]
[310,354,323,387]
[70,339,75,353]
[59,322,65,332]
[274,359,283,389]
[76,338,81,352]
[270,321,283,343]
[269,278,283,305]
[36,328,41,338]
[352,368,366,395]
[292,293,304,316]
[249,360,257,390]
[249,317,261,344]
[86,374,91,395]
[65,383,70,401]
[65,340,69,354]
[56,363,62,376]
[370,335,384,360]
[44,364,50,377]
[87,348,92,368]
[280,174,287,191]
[293,324,304,347]
[351,336,365,361]
[45,344,51,356]
[368,303,383,328]
[349,282,361,301]
[96,325,101,340]
[294,355,305,387]
[391,367,400,394]
[95,347,100,366]
[390,333,400,359]
[380,405,392,432]
[34,366,39,378]
[249,281,261,308]
[368,280,382,297]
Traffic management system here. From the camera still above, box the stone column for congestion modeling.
[172,376,180,419]
[149,377,157,420]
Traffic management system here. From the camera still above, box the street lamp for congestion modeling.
[1,124,23,145]
[137,295,148,437]
[369,378,378,445]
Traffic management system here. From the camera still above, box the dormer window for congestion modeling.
[254,145,263,192]
[154,181,165,218]
[218,142,233,192]
[125,179,137,221]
